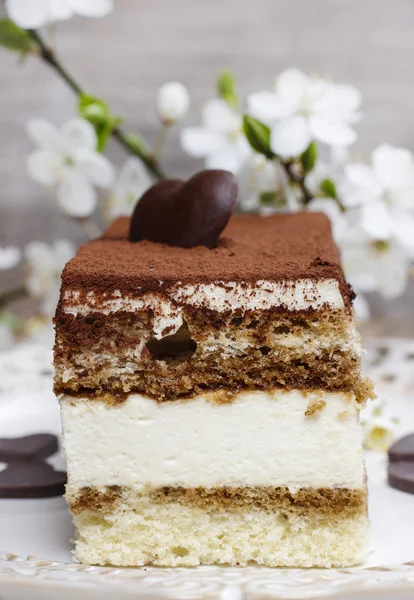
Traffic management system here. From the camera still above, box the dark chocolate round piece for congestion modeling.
[0,433,58,463]
[0,463,66,499]
[388,434,414,463]
[388,461,414,495]
[129,169,238,248]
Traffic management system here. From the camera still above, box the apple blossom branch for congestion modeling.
[28,29,165,180]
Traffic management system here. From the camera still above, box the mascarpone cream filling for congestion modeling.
[62,278,345,338]
[60,389,364,490]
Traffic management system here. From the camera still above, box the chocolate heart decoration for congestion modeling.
[0,463,66,499]
[388,433,414,494]
[0,433,58,462]
[129,169,237,248]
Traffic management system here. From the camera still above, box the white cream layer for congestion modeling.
[63,278,345,338]
[60,389,364,490]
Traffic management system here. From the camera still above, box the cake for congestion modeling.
[54,203,373,567]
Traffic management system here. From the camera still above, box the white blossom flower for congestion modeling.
[105,157,152,222]
[181,98,251,173]
[361,401,398,451]
[340,225,410,299]
[0,246,21,270]
[6,0,113,29]
[157,82,190,125]
[24,240,75,318]
[341,144,414,253]
[237,155,288,213]
[27,118,115,218]
[307,197,347,244]
[248,68,361,158]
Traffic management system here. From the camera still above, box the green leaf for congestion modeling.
[319,178,337,199]
[78,93,123,152]
[300,141,317,174]
[259,191,278,206]
[259,190,286,208]
[217,69,239,109]
[243,115,275,159]
[0,18,35,55]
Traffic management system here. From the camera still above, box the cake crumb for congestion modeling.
[305,399,327,416]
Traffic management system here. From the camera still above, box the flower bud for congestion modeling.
[157,82,190,125]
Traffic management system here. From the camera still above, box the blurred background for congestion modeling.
[1,0,414,334]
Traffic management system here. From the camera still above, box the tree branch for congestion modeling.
[28,30,165,180]
[280,159,313,205]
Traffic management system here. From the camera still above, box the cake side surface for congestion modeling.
[72,491,369,568]
[55,210,371,568]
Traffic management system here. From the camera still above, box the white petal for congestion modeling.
[309,116,357,147]
[275,68,308,107]
[319,84,362,123]
[340,163,383,207]
[0,246,21,270]
[387,187,414,211]
[205,144,242,174]
[68,0,113,17]
[205,137,251,174]
[107,158,152,220]
[202,99,241,134]
[270,116,311,158]
[26,119,63,152]
[5,0,50,28]
[61,118,97,155]
[247,91,292,123]
[49,0,73,21]
[119,157,152,196]
[181,127,222,157]
[391,210,414,251]
[27,150,63,186]
[360,202,392,239]
[307,198,345,243]
[372,144,414,189]
[344,163,379,189]
[75,150,115,187]
[57,171,97,217]
[376,244,409,298]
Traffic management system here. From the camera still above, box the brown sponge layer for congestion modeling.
[69,485,367,519]
[54,308,373,403]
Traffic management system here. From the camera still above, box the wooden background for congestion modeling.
[0,0,413,333]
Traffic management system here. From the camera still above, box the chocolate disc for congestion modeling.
[129,170,238,248]
[0,433,58,463]
[0,463,66,499]
[388,434,414,463]
[388,461,414,495]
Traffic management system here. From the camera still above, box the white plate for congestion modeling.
[0,340,413,599]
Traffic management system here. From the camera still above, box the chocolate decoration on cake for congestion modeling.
[0,433,58,462]
[388,434,414,494]
[388,434,414,462]
[128,169,237,248]
[0,433,67,499]
[0,463,67,499]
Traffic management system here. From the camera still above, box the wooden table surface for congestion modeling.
[0,0,413,334]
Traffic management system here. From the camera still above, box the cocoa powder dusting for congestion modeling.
[60,213,352,305]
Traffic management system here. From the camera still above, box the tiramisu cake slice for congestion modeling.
[54,170,373,567]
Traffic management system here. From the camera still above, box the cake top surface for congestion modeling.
[61,212,352,302]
